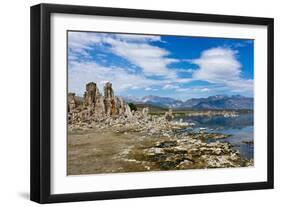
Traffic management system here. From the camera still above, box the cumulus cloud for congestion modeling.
[192,47,241,81]
[191,47,253,94]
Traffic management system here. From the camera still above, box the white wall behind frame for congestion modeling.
[0,0,280,207]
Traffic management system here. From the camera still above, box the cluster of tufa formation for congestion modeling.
[68,82,132,124]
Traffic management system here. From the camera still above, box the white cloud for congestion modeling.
[68,31,177,78]
[68,32,102,57]
[68,33,253,98]
[176,87,210,93]
[174,68,194,73]
[176,88,189,92]
[201,88,211,92]
[114,34,162,42]
[163,84,180,90]
[131,86,141,90]
[109,40,177,77]
[68,61,159,96]
[191,47,253,93]
[226,79,253,93]
[192,47,241,81]
[143,87,158,91]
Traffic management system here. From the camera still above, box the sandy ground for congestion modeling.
[67,125,252,175]
[67,127,161,175]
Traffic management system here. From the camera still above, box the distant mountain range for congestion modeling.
[123,95,253,110]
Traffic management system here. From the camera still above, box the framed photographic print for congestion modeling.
[30,3,274,203]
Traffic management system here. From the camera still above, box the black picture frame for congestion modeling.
[30,3,274,204]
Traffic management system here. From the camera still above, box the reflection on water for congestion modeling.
[178,113,254,159]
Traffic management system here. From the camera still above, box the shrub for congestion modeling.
[128,103,137,111]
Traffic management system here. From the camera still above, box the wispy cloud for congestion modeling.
[68,32,177,77]
[109,40,177,77]
[68,61,159,96]
[163,84,180,90]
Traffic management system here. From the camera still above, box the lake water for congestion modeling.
[177,113,254,160]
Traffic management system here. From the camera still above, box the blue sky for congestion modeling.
[68,31,254,100]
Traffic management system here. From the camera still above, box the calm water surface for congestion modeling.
[178,113,254,160]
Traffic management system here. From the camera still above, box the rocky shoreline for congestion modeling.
[69,115,253,173]
[67,82,253,175]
